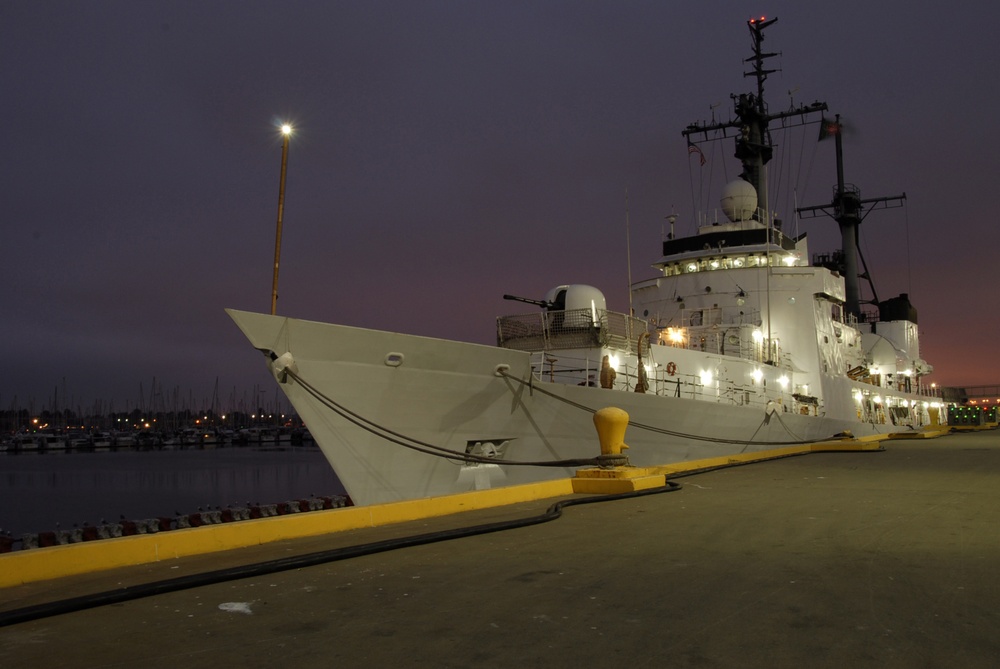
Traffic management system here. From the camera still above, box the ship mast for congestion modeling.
[683,16,828,222]
[796,116,907,320]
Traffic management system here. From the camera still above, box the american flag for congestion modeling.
[818,117,841,141]
[687,142,706,166]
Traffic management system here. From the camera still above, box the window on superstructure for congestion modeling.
[831,303,843,323]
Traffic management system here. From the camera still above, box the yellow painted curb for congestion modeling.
[572,475,666,494]
[888,427,951,439]
[643,439,886,476]
[571,471,666,494]
[0,478,574,589]
[0,435,900,589]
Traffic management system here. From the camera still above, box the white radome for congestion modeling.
[720,179,758,222]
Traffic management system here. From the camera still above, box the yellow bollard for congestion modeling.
[593,407,630,456]
[572,406,665,493]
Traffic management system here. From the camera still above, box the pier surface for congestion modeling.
[2,430,999,667]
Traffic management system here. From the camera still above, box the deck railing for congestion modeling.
[497,309,649,354]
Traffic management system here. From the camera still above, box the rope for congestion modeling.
[284,368,600,469]
[282,364,843,471]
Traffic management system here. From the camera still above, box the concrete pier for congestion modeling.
[2,429,999,668]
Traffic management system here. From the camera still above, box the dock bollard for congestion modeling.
[594,406,630,468]
[572,406,665,494]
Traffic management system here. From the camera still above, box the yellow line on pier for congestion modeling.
[0,479,574,588]
[0,431,936,588]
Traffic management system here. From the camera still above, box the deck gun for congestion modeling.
[503,294,554,309]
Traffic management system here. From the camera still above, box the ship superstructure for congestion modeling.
[499,16,932,429]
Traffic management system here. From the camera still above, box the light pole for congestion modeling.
[270,123,292,315]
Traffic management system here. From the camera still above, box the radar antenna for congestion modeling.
[682,16,828,221]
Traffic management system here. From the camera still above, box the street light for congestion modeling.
[270,123,293,315]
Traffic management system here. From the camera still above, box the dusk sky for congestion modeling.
[3,2,998,414]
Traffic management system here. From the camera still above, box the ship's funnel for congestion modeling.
[720,179,758,222]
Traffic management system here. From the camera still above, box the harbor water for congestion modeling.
[0,444,345,541]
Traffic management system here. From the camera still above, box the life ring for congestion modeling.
[666,361,677,376]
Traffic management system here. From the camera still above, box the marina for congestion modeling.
[0,443,345,544]
[0,423,311,453]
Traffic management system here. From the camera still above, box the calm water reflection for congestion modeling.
[0,445,344,538]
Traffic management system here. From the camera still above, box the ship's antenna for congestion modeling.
[625,188,633,316]
[904,205,913,295]
[787,86,799,109]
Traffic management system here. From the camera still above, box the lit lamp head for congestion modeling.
[280,123,292,136]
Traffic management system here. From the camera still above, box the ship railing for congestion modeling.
[696,206,772,228]
[657,316,778,368]
[497,309,649,354]
[857,307,880,324]
[637,367,777,408]
[528,350,604,387]
[526,350,789,411]
[695,207,792,237]
[681,306,761,328]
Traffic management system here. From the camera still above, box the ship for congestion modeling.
[228,17,939,507]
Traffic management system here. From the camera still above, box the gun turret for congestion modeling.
[503,294,552,309]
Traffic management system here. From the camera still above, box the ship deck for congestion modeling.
[2,428,999,667]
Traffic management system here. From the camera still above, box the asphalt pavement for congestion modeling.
[1,429,998,668]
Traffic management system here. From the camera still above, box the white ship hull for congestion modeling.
[227,309,922,507]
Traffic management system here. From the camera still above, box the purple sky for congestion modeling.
[3,2,997,413]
